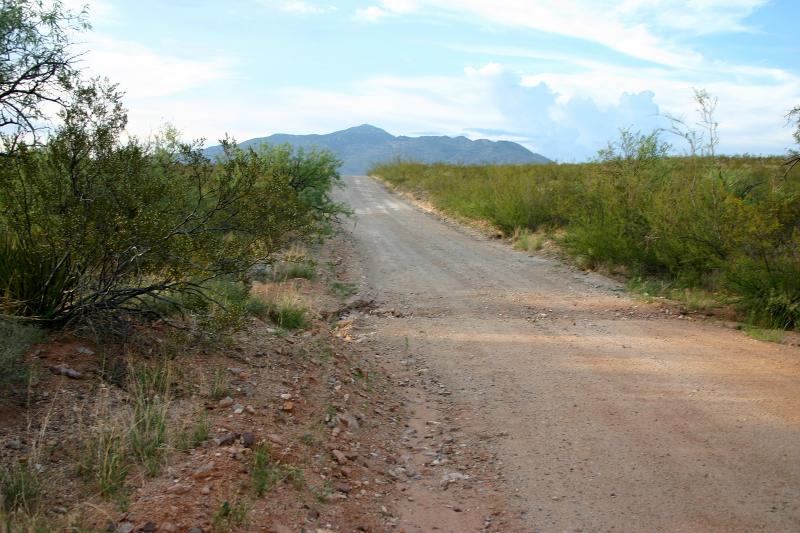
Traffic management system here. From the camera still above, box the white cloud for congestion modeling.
[620,0,768,34]
[80,32,796,161]
[381,0,418,14]
[355,0,419,22]
[518,61,800,155]
[459,64,668,160]
[464,62,504,77]
[355,0,767,67]
[277,1,337,15]
[423,0,700,67]
[78,35,235,99]
[355,5,389,22]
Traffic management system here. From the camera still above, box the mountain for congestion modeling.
[202,125,550,175]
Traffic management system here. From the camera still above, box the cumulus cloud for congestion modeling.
[380,0,418,14]
[78,35,235,99]
[354,6,389,22]
[465,64,663,160]
[276,1,336,15]
[518,60,800,154]
[355,0,419,22]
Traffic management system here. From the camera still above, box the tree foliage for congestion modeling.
[0,0,87,145]
[0,2,345,325]
[0,83,343,322]
[787,106,800,174]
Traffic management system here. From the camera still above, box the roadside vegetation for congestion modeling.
[0,2,354,529]
[0,1,344,338]
[372,96,800,331]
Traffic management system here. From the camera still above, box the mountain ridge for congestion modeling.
[202,124,550,174]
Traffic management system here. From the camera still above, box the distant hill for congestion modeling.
[202,124,550,175]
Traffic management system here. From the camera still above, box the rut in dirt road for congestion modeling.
[337,175,800,532]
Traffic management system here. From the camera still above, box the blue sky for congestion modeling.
[72,0,799,161]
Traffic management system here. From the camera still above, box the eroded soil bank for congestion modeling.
[1,233,518,532]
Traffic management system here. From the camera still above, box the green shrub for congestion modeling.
[2,0,344,330]
[0,84,344,326]
[726,258,800,329]
[244,295,271,319]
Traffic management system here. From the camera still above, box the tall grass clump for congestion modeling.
[0,235,78,320]
[127,360,172,476]
[250,443,304,497]
[208,368,230,401]
[513,228,545,253]
[1,463,41,514]
[371,95,800,329]
[267,293,309,330]
[78,424,128,499]
[251,444,280,497]
[211,498,249,532]
[274,261,317,281]
[175,414,210,451]
[76,358,175,498]
[0,320,43,400]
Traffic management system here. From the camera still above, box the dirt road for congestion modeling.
[337,175,800,532]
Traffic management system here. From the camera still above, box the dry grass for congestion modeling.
[250,283,311,331]
[512,228,545,253]
[743,326,785,343]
